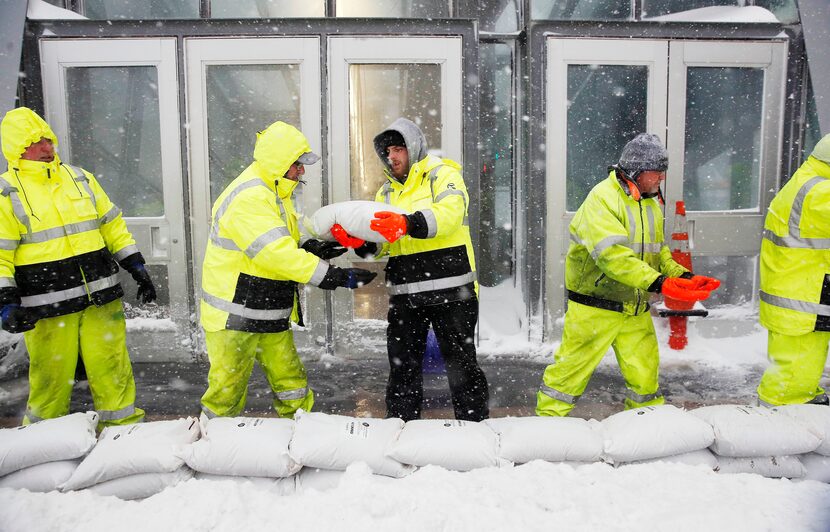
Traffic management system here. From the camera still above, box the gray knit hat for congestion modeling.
[619,133,668,172]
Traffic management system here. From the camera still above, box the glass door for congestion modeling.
[328,36,463,355]
[39,38,189,360]
[664,40,787,307]
[545,38,669,322]
[184,37,323,350]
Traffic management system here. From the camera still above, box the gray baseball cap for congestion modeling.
[296,151,321,165]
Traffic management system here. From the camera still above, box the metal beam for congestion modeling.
[799,0,830,134]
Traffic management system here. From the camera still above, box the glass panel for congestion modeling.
[689,255,755,307]
[801,76,821,165]
[348,63,442,200]
[530,0,630,20]
[205,64,302,203]
[210,0,324,17]
[753,0,799,24]
[566,64,648,211]
[351,262,388,319]
[476,0,520,32]
[642,0,739,19]
[337,0,449,17]
[683,67,763,212]
[84,0,199,19]
[348,62,442,320]
[65,66,164,217]
[119,265,170,313]
[479,43,514,286]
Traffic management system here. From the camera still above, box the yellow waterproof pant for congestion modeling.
[23,299,144,427]
[758,329,829,405]
[536,300,664,416]
[201,329,314,419]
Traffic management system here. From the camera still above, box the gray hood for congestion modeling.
[373,117,429,176]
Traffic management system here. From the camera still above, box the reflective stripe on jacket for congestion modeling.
[760,155,830,335]
[0,108,136,318]
[200,121,329,333]
[565,172,688,316]
[374,154,477,306]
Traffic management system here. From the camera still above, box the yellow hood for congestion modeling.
[252,121,312,181]
[1,107,59,169]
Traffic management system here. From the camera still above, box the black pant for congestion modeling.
[386,297,489,421]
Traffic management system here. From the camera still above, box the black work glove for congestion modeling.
[120,255,157,304]
[301,239,348,260]
[0,304,37,333]
[354,241,378,259]
[318,266,377,290]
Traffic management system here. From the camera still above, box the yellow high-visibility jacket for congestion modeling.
[565,172,688,316]
[200,121,329,333]
[760,155,830,335]
[0,107,138,318]
[374,154,477,306]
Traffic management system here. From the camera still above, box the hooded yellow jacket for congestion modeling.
[760,154,830,335]
[0,107,138,318]
[200,121,329,333]
[565,172,688,316]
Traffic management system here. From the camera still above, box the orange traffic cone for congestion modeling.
[665,201,693,349]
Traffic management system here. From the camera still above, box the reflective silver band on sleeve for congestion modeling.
[306,260,329,287]
[420,209,438,238]
[100,205,122,225]
[0,277,16,288]
[592,235,629,259]
[626,388,663,404]
[435,188,465,204]
[638,242,663,254]
[20,273,120,307]
[245,226,291,259]
[0,177,32,234]
[66,165,97,211]
[98,404,136,422]
[763,228,830,250]
[0,238,19,250]
[113,244,140,262]
[760,290,830,316]
[201,291,292,321]
[387,271,476,296]
[539,384,579,404]
[201,405,219,419]
[209,179,273,253]
[275,387,308,401]
[20,219,101,244]
[210,232,240,252]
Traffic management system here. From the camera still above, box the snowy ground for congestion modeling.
[2,461,829,532]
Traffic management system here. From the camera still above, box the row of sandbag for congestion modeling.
[1,404,829,500]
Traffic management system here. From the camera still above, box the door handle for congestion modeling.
[150,225,170,260]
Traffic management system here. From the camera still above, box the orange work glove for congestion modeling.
[370,211,408,243]
[661,277,712,302]
[330,224,365,248]
[689,275,721,292]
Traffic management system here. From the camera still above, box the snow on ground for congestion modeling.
[2,461,829,532]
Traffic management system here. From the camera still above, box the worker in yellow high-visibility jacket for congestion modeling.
[758,133,830,406]
[0,107,156,427]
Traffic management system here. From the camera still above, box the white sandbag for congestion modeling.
[0,412,98,476]
[621,449,719,469]
[690,405,821,457]
[800,453,830,483]
[386,419,504,471]
[0,460,79,492]
[716,456,805,479]
[294,467,345,492]
[484,416,603,463]
[601,405,715,463]
[776,404,830,456]
[194,472,296,495]
[61,417,200,491]
[304,200,407,243]
[180,416,299,478]
[289,411,412,478]
[85,467,194,500]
